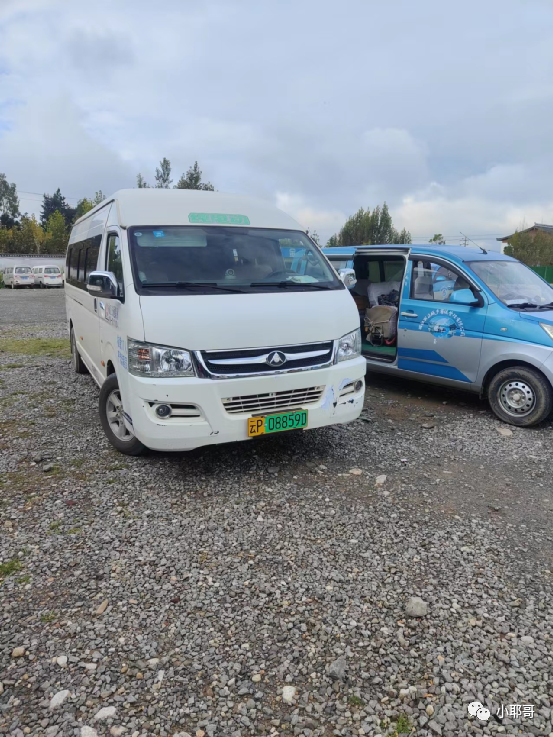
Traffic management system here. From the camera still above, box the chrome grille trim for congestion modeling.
[222,386,324,414]
[195,340,337,379]
[209,348,329,366]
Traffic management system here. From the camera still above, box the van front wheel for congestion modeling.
[488,366,552,427]
[99,374,146,456]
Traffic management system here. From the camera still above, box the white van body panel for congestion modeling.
[140,291,357,350]
[82,189,302,230]
[67,190,366,452]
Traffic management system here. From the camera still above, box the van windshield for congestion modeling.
[129,227,341,294]
[15,267,32,274]
[468,260,553,310]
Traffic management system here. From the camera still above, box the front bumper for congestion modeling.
[124,356,366,451]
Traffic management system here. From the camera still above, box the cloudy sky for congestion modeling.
[1,0,552,248]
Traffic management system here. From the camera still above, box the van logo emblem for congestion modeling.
[266,351,287,367]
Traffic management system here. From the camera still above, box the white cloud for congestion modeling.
[1,0,553,245]
[275,192,346,236]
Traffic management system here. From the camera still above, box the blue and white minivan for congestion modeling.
[324,244,553,426]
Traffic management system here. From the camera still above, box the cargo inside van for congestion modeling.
[350,254,406,362]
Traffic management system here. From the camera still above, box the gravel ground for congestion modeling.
[1,290,552,737]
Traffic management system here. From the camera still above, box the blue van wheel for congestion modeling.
[488,366,552,427]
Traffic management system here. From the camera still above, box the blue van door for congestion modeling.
[397,257,487,384]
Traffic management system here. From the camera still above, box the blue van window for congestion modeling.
[468,260,553,309]
[411,260,470,302]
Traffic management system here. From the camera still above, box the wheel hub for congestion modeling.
[499,380,535,416]
[106,389,135,442]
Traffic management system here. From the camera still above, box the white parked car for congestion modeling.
[66,189,366,455]
[3,265,34,288]
[32,265,63,288]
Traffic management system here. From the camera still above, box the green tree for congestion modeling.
[0,173,20,227]
[505,230,553,266]
[306,229,320,246]
[44,210,68,253]
[137,173,150,188]
[13,215,46,254]
[155,157,172,189]
[94,190,105,205]
[327,202,411,247]
[41,188,75,228]
[429,233,446,245]
[74,198,95,220]
[174,161,214,191]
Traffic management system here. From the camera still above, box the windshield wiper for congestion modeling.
[249,281,334,290]
[141,281,243,293]
[508,302,552,311]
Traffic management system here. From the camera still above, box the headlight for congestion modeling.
[128,339,195,378]
[540,323,553,341]
[336,328,362,362]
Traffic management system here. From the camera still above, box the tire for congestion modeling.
[99,374,146,456]
[70,327,88,375]
[488,365,552,427]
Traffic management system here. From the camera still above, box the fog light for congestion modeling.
[354,380,363,392]
[155,404,172,418]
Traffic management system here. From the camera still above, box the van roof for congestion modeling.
[323,244,516,262]
[75,189,303,231]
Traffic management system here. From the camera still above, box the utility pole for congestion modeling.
[460,233,469,247]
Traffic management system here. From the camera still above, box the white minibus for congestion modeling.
[3,265,34,288]
[65,190,365,455]
[32,265,63,287]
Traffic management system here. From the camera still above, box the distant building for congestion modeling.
[497,223,553,246]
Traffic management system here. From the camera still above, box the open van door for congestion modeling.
[352,247,411,363]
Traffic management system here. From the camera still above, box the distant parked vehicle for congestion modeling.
[32,265,63,288]
[2,265,34,288]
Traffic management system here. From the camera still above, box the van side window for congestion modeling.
[69,247,80,282]
[84,241,100,281]
[411,260,471,303]
[67,235,102,288]
[106,234,123,288]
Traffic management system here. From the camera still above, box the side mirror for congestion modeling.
[87,271,121,300]
[449,288,479,306]
[338,268,357,289]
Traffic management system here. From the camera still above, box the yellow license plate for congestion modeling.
[248,409,308,437]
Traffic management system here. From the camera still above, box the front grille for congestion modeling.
[222,386,324,415]
[199,341,334,377]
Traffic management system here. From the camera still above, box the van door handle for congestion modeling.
[401,311,418,318]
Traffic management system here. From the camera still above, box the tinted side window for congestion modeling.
[67,235,102,288]
[84,238,101,281]
[106,234,123,288]
[69,247,80,283]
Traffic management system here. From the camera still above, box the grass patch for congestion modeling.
[0,558,22,578]
[68,527,82,535]
[40,611,57,623]
[17,574,31,584]
[0,337,70,359]
[1,362,25,369]
[348,695,364,707]
[392,715,411,734]
[48,520,62,534]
